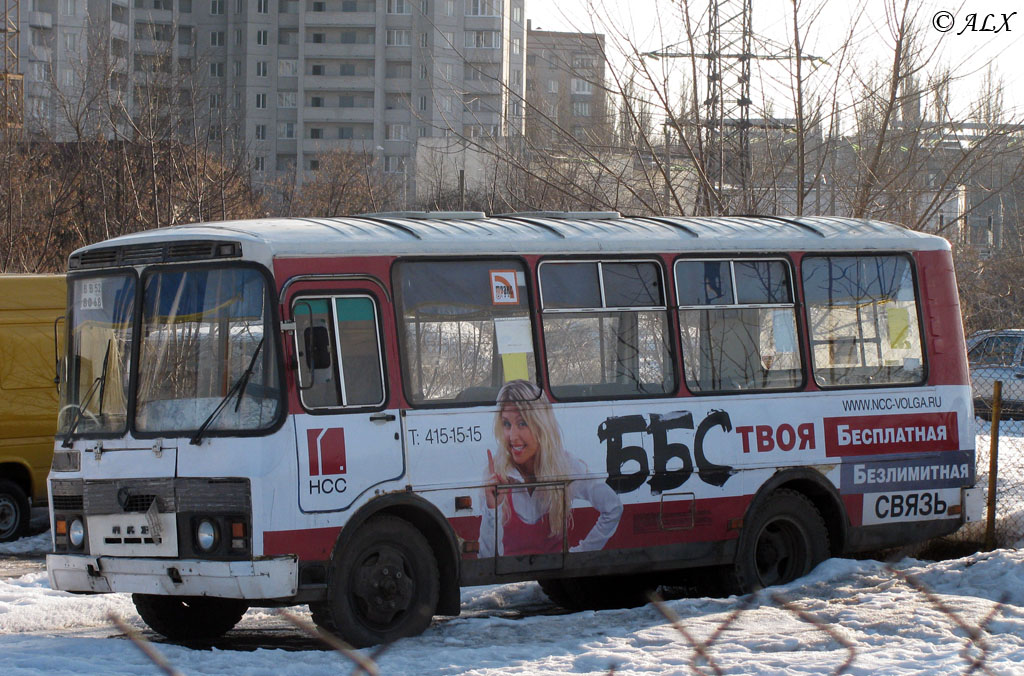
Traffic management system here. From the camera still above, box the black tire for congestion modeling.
[539,574,654,611]
[308,600,336,633]
[0,479,30,543]
[132,594,249,641]
[318,515,439,647]
[727,489,830,594]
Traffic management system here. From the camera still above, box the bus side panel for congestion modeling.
[405,384,970,582]
[916,249,969,387]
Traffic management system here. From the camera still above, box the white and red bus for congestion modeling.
[47,212,981,646]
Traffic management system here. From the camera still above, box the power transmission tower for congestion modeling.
[0,0,22,134]
[704,0,751,214]
[644,0,820,215]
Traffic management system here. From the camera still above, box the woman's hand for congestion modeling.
[485,448,505,509]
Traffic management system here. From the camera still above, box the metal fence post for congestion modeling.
[984,380,1002,551]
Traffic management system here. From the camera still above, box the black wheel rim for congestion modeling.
[753,517,809,588]
[350,544,415,629]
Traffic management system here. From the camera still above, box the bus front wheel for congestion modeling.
[0,479,30,542]
[728,489,829,594]
[320,515,439,647]
[131,594,249,641]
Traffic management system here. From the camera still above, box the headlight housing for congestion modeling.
[68,518,85,548]
[195,519,219,552]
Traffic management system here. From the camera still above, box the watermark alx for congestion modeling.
[932,11,1016,35]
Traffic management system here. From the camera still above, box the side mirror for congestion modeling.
[53,315,65,392]
[303,325,332,370]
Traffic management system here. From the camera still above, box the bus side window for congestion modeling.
[539,260,674,399]
[294,298,341,407]
[802,255,924,387]
[675,258,802,393]
[333,296,385,406]
[292,295,386,409]
[393,259,537,405]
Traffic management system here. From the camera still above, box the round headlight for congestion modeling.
[69,519,85,548]
[196,519,218,552]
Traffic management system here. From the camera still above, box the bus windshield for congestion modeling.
[135,267,280,436]
[59,274,136,437]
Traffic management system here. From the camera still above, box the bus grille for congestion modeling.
[51,495,84,511]
[82,478,250,514]
[69,240,241,270]
[120,493,157,513]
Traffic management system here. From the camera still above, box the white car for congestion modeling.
[967,329,1024,419]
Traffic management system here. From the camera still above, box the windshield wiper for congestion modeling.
[61,339,111,448]
[190,337,265,446]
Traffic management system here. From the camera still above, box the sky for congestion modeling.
[527,0,1024,119]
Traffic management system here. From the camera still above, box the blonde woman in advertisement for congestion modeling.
[478,380,623,558]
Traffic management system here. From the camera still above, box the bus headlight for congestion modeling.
[68,519,85,548]
[196,519,219,552]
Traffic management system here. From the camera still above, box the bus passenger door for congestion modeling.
[287,287,404,513]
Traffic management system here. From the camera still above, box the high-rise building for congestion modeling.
[20,0,527,202]
[525,22,606,147]
[21,0,90,127]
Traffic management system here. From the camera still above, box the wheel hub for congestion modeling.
[353,548,414,627]
[755,520,802,587]
[0,496,17,533]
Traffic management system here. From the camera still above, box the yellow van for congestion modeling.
[0,274,65,541]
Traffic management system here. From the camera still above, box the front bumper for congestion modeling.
[47,554,298,600]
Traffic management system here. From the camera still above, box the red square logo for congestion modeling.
[307,428,347,476]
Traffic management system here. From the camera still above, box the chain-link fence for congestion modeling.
[958,369,1024,549]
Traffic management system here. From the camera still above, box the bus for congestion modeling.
[0,274,65,541]
[47,212,981,646]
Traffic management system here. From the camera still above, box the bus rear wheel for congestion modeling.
[728,489,829,594]
[132,594,249,641]
[319,515,439,647]
[0,479,30,542]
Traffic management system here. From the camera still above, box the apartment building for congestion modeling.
[20,0,527,201]
[525,23,607,147]
[20,0,90,125]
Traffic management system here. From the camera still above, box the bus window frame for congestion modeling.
[672,254,806,395]
[290,291,390,414]
[391,255,543,409]
[131,260,288,441]
[61,267,141,441]
[537,255,679,402]
[799,251,929,390]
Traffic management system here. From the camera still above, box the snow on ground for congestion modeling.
[1,551,1024,675]
[0,530,51,557]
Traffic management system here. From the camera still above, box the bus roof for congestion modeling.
[68,214,950,271]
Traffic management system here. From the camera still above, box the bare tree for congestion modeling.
[0,16,263,273]
[285,149,398,217]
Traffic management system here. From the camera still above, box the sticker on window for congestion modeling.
[495,316,533,381]
[490,270,519,305]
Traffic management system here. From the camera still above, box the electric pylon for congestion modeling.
[0,0,22,133]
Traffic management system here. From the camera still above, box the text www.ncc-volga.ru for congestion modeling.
[841,395,943,413]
